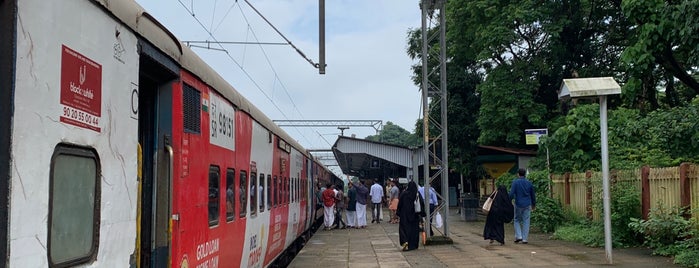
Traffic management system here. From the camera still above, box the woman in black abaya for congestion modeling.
[483,185,514,245]
[397,181,426,251]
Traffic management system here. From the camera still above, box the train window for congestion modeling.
[281,178,285,205]
[266,175,272,210]
[239,170,247,218]
[294,178,298,203]
[226,168,235,222]
[285,177,289,204]
[250,172,257,217]
[48,145,100,267]
[273,176,278,207]
[208,166,220,226]
[283,178,287,204]
[279,178,287,204]
[182,83,201,134]
[259,173,265,213]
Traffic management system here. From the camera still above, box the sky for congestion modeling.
[135,0,424,174]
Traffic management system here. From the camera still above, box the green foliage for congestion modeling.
[552,221,605,247]
[364,122,419,147]
[628,204,699,267]
[609,183,643,246]
[588,180,642,247]
[629,204,693,255]
[673,224,699,268]
[621,0,699,105]
[535,99,699,172]
[554,181,641,247]
[476,64,548,147]
[531,196,565,233]
[539,104,601,173]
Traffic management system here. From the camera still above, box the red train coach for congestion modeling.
[0,0,338,267]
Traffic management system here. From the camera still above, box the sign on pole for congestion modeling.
[524,128,548,145]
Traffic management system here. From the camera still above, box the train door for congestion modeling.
[137,41,180,268]
[0,0,16,263]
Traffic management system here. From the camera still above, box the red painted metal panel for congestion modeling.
[170,71,249,267]
[167,71,320,267]
[263,137,290,266]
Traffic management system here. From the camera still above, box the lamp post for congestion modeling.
[559,77,621,264]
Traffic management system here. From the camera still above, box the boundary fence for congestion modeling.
[551,163,699,221]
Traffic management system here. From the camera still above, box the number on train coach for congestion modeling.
[209,92,235,150]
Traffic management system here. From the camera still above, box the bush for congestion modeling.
[674,224,699,267]
[531,196,565,233]
[609,183,643,246]
[629,205,691,252]
[628,204,699,267]
[588,179,642,247]
[552,221,605,247]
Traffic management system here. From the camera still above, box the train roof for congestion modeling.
[92,0,309,157]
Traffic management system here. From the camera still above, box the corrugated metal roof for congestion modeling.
[332,136,422,177]
[334,138,413,167]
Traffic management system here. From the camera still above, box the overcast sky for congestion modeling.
[136,0,423,172]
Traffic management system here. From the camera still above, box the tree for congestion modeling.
[447,0,633,148]
[621,0,699,111]
[364,121,419,147]
[530,97,699,172]
[406,7,483,178]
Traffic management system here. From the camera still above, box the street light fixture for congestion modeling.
[559,77,621,264]
[337,126,349,136]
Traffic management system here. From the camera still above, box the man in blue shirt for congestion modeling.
[418,184,438,235]
[510,168,536,244]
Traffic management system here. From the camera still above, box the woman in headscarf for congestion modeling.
[397,181,426,251]
[483,185,514,245]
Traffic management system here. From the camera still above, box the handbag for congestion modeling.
[482,190,498,214]
[414,193,422,213]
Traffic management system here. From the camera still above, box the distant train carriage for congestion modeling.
[0,0,340,267]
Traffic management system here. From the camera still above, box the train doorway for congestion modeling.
[0,0,17,263]
[137,42,179,268]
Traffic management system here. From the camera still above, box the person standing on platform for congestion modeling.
[483,185,514,245]
[397,181,425,251]
[510,168,536,244]
[322,183,336,230]
[316,182,325,210]
[346,181,357,229]
[354,179,369,228]
[333,183,347,229]
[388,180,400,223]
[418,184,438,235]
[385,181,391,207]
[370,179,384,223]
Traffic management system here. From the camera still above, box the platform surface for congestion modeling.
[289,208,678,267]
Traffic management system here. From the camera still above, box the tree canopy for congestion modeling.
[402,0,699,175]
[365,121,419,147]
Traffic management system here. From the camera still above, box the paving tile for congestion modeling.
[289,208,679,267]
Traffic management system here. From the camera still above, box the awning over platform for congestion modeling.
[331,136,422,178]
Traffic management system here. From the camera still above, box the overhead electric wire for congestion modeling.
[233,3,312,134]
[243,0,319,69]
[176,0,330,148]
